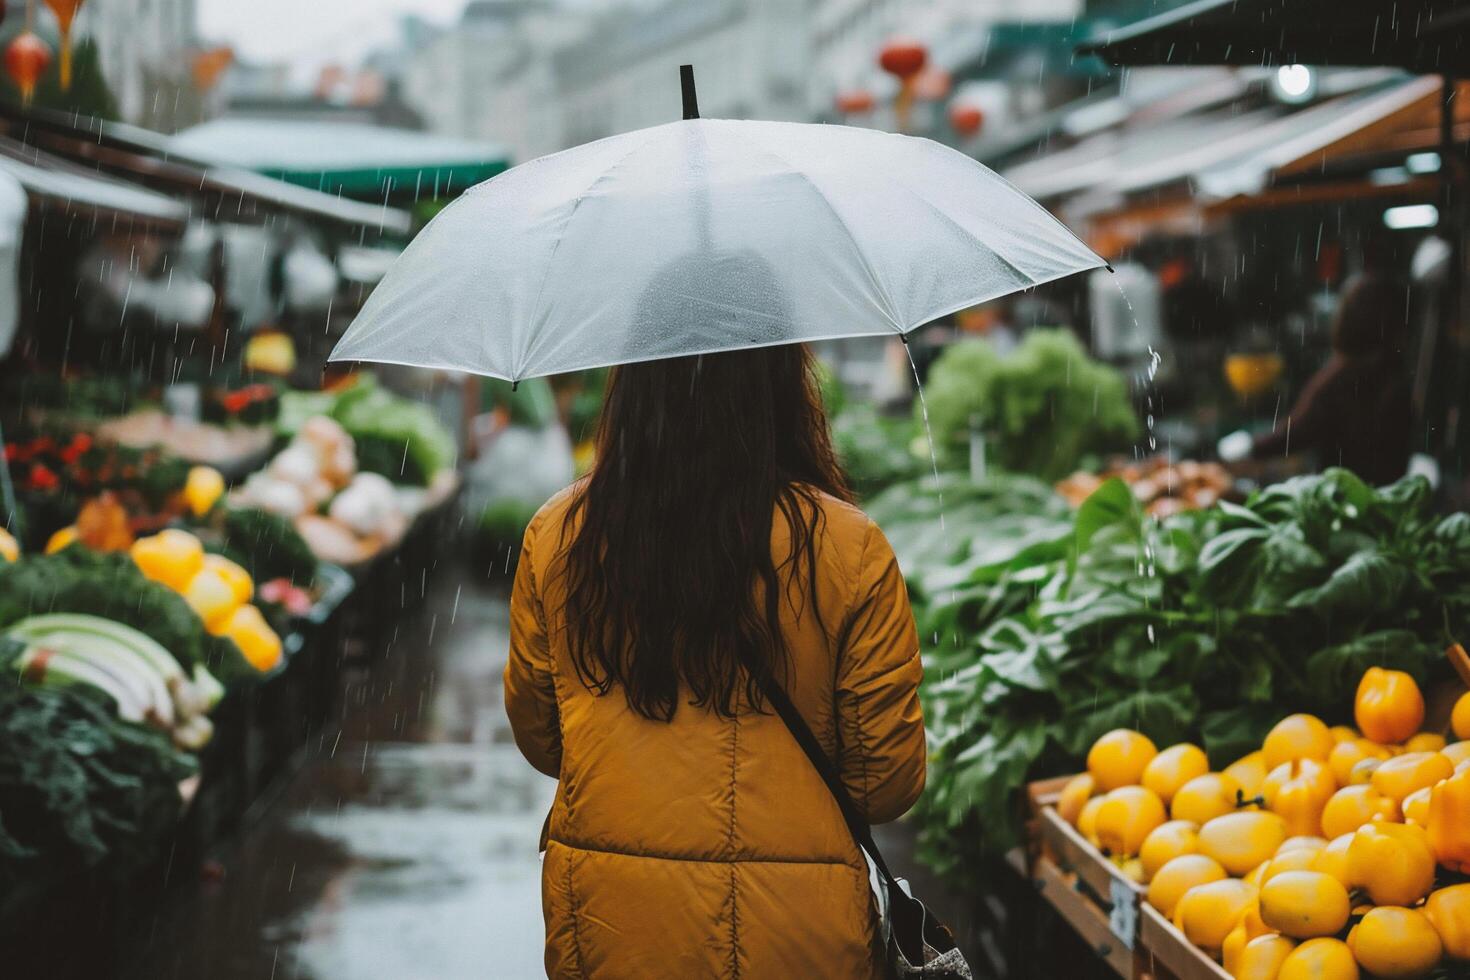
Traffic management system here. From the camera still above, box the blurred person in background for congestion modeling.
[1220,275,1412,485]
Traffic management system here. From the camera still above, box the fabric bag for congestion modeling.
[753,670,973,979]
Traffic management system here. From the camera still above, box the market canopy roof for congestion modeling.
[0,103,412,235]
[169,119,510,199]
[1078,0,1470,74]
[0,137,188,230]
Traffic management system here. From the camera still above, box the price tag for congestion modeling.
[1108,877,1137,949]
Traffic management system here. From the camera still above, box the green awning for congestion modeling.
[169,119,510,200]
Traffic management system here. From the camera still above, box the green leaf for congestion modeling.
[1072,478,1137,555]
[1286,551,1408,619]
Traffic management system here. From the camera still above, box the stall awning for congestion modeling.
[0,138,188,230]
[1078,0,1470,75]
[1005,76,1448,213]
[169,119,510,199]
[0,103,412,236]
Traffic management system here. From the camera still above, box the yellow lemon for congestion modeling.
[1147,853,1226,918]
[1347,906,1443,979]
[1371,751,1454,803]
[1259,870,1351,939]
[1329,739,1392,787]
[1056,772,1095,827]
[1173,878,1258,953]
[1139,820,1200,881]
[1258,846,1322,886]
[1278,836,1328,855]
[1222,921,1251,976]
[1077,795,1106,847]
[1173,772,1245,824]
[1143,743,1210,805]
[1442,741,1470,767]
[1198,811,1289,877]
[1309,833,1355,888]
[1423,884,1470,961]
[1234,934,1297,980]
[1320,785,1401,839]
[1087,729,1158,792]
[1263,714,1335,769]
[1453,692,1470,741]
[1095,786,1167,857]
[1277,938,1359,980]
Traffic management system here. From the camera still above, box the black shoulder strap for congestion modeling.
[751,669,898,887]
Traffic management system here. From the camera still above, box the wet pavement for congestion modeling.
[127,562,964,980]
[131,567,556,980]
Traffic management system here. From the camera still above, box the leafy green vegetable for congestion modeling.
[831,404,921,497]
[907,469,1466,881]
[217,506,318,586]
[331,377,457,486]
[919,331,1138,480]
[0,548,256,684]
[0,681,195,895]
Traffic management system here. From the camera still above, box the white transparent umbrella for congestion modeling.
[331,68,1106,383]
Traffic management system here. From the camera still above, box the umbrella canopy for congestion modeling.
[1077,0,1470,74]
[331,103,1103,382]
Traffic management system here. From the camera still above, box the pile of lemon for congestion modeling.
[1059,669,1470,979]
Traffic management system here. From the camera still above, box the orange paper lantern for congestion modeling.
[949,103,984,138]
[43,0,84,90]
[834,89,875,115]
[191,46,234,93]
[6,31,53,104]
[877,37,927,80]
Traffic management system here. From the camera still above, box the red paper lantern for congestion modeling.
[6,32,53,104]
[949,103,984,138]
[44,0,85,89]
[912,68,951,102]
[834,89,875,115]
[878,37,927,80]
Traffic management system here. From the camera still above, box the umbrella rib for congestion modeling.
[891,177,1038,292]
[744,138,904,334]
[515,129,665,380]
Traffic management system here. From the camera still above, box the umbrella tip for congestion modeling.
[681,65,700,120]
[1105,261,1115,274]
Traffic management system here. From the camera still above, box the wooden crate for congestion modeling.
[1026,776,1142,978]
[1026,776,1231,980]
[1138,905,1230,980]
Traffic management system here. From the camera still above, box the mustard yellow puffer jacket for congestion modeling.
[504,486,926,979]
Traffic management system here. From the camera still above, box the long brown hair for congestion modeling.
[560,344,851,721]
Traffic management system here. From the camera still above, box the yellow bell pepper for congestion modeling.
[1347,906,1443,979]
[1372,750,1454,803]
[1320,784,1400,839]
[1428,768,1470,874]
[1347,821,1437,907]
[183,466,225,518]
[182,568,240,630]
[1355,666,1425,745]
[130,529,205,592]
[1424,883,1470,960]
[0,526,17,562]
[45,525,78,554]
[1263,759,1335,838]
[214,604,283,673]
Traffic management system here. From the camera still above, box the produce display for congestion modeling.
[1055,667,1470,978]
[1056,457,1234,517]
[0,683,196,896]
[910,469,1468,882]
[235,414,413,565]
[919,330,1138,480]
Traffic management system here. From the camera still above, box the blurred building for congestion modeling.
[554,0,808,145]
[81,0,200,128]
[401,1,593,162]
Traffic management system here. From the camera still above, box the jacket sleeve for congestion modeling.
[834,520,926,824]
[503,511,562,778]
